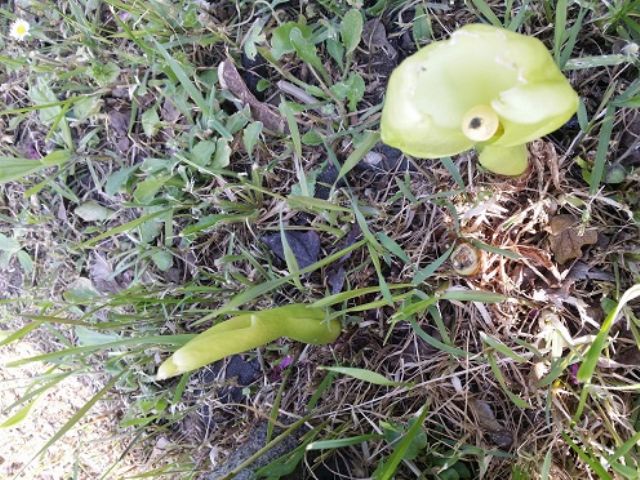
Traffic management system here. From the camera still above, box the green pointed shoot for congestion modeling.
[156,305,341,380]
[381,24,579,176]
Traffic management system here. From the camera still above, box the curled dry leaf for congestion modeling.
[547,215,598,265]
[218,59,287,134]
[469,399,514,449]
[261,230,320,270]
[529,140,560,190]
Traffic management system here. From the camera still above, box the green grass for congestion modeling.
[1,0,639,479]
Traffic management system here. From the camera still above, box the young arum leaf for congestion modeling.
[156,305,341,380]
[381,24,578,176]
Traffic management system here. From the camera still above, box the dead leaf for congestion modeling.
[469,399,514,449]
[516,245,554,270]
[89,253,121,294]
[548,215,598,265]
[261,230,320,270]
[218,59,286,134]
[530,140,560,189]
[470,399,503,432]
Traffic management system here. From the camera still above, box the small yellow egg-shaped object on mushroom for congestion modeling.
[381,24,579,176]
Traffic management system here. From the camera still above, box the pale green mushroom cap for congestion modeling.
[380,24,579,176]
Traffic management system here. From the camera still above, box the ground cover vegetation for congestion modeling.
[1,0,640,478]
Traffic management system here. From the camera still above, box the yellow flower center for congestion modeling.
[16,25,27,35]
[461,105,500,142]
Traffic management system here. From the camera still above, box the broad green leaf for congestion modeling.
[75,201,114,222]
[330,73,365,111]
[29,78,61,125]
[470,0,502,27]
[141,107,161,137]
[470,238,521,260]
[412,5,432,44]
[376,232,410,263]
[105,165,138,196]
[243,121,263,158]
[589,104,616,195]
[341,9,363,55]
[409,319,468,358]
[152,40,231,140]
[290,27,330,83]
[565,54,634,70]
[271,22,313,60]
[412,245,454,284]
[212,139,231,168]
[0,233,20,253]
[279,215,303,290]
[541,447,553,480]
[190,140,216,166]
[441,289,507,303]
[151,250,173,271]
[90,61,121,87]
[17,250,34,274]
[133,174,171,204]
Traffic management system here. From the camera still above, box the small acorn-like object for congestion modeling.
[451,243,483,276]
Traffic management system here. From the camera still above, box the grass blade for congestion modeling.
[12,373,123,479]
[562,433,613,480]
[338,130,380,180]
[553,0,568,64]
[487,352,530,409]
[480,332,527,363]
[307,433,378,451]
[319,366,405,387]
[588,104,616,195]
[412,245,454,284]
[578,284,640,383]
[373,405,429,480]
[78,209,172,248]
[470,0,502,27]
[409,319,469,358]
[440,157,464,188]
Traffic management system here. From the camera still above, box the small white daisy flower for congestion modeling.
[10,18,30,41]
